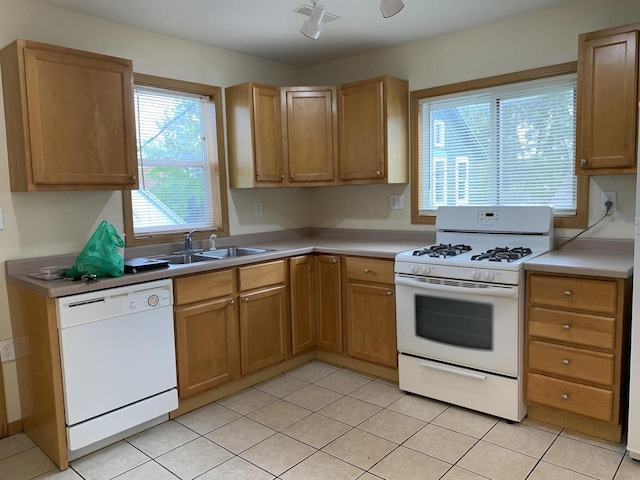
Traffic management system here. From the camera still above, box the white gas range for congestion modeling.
[394,206,554,422]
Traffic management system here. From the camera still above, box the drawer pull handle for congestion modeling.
[563,290,572,296]
[561,393,569,400]
[581,158,587,167]
[562,359,570,365]
[375,170,381,176]
[332,258,338,264]
[364,268,370,274]
[243,297,249,303]
[386,291,393,296]
[280,174,285,179]
[228,299,235,306]
[562,324,571,330]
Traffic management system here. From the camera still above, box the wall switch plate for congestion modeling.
[390,195,404,210]
[602,191,617,212]
[254,202,263,217]
[0,339,15,362]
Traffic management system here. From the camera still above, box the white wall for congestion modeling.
[1,0,639,424]
[303,0,640,239]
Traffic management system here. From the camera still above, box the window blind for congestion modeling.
[133,85,216,235]
[418,74,577,216]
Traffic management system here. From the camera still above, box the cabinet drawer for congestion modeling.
[174,269,235,305]
[528,340,614,386]
[345,257,394,284]
[528,275,617,315]
[528,306,615,350]
[238,260,286,291]
[527,372,613,422]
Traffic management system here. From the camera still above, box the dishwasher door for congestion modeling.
[57,279,177,428]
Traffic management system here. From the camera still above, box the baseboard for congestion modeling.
[527,404,623,442]
[314,350,398,382]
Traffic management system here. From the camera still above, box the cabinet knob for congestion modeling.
[228,299,235,306]
[243,297,249,303]
[386,291,393,296]
[290,174,295,180]
[562,359,570,365]
[364,268,370,274]
[562,324,571,330]
[581,158,587,167]
[332,258,338,264]
[563,290,572,296]
[280,174,285,179]
[375,170,381,176]
[130,175,137,182]
[561,393,569,400]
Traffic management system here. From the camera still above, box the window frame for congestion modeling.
[123,73,230,246]
[410,62,588,229]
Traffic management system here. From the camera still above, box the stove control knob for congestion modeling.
[411,265,420,274]
[483,271,495,281]
[471,270,482,280]
[421,265,431,275]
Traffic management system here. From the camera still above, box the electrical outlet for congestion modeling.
[254,202,263,217]
[390,195,404,210]
[602,191,617,212]
[0,339,15,362]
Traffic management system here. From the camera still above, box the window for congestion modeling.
[123,74,229,245]
[411,63,588,228]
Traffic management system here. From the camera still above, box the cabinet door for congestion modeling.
[315,255,342,352]
[240,285,290,374]
[338,79,385,180]
[23,43,138,187]
[175,297,240,398]
[345,282,397,367]
[576,30,638,174]
[290,256,316,355]
[253,84,284,183]
[283,87,337,184]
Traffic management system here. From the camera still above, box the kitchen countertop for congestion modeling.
[524,249,634,278]
[5,235,426,298]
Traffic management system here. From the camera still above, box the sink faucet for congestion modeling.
[184,229,199,252]
[209,234,217,250]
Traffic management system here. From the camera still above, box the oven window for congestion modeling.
[415,296,493,350]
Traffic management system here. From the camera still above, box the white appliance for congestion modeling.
[395,206,554,421]
[628,118,640,459]
[56,279,178,455]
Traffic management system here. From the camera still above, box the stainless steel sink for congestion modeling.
[199,247,272,259]
[151,253,220,265]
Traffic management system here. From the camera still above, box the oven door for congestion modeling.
[395,274,522,377]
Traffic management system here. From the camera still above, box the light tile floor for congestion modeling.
[2,360,640,480]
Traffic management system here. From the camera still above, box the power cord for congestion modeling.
[557,200,613,249]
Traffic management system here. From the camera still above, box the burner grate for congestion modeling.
[471,246,533,262]
[413,243,472,258]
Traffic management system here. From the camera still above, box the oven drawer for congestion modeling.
[528,274,617,315]
[528,340,614,386]
[527,372,613,422]
[528,306,615,350]
[345,257,394,284]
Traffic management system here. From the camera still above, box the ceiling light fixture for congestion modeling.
[300,1,326,40]
[380,0,405,18]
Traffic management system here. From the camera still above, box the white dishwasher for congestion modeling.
[56,279,177,453]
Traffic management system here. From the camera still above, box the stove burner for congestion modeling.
[471,246,533,262]
[412,244,472,258]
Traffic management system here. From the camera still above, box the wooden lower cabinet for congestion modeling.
[315,255,342,352]
[290,255,316,355]
[175,297,240,398]
[525,271,631,441]
[343,257,397,368]
[240,284,290,374]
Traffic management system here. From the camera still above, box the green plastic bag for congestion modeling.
[65,221,125,278]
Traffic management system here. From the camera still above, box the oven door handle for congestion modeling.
[394,276,518,298]
[419,360,487,381]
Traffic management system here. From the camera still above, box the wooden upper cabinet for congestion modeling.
[226,82,284,188]
[338,76,408,184]
[0,39,138,191]
[282,86,337,186]
[576,25,639,175]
